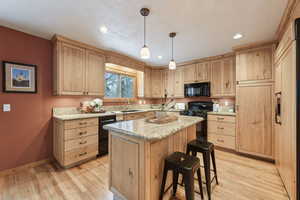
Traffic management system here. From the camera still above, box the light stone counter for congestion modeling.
[103,115,203,141]
[207,111,236,116]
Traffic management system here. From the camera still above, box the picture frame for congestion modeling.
[2,61,37,93]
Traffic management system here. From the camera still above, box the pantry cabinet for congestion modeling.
[211,57,235,97]
[236,45,274,83]
[151,69,163,98]
[53,37,105,96]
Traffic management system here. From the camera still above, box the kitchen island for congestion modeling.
[104,115,203,200]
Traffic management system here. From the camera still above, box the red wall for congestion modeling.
[0,26,155,171]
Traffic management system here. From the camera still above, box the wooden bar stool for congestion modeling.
[186,139,219,200]
[159,152,204,200]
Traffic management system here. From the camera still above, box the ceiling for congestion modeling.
[0,0,287,66]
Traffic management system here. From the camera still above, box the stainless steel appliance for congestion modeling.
[184,82,210,97]
[180,101,213,139]
[98,115,116,156]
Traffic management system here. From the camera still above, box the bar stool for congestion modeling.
[186,139,219,200]
[159,152,204,200]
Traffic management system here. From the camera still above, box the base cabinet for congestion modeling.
[53,118,99,168]
[207,115,236,150]
[109,125,196,200]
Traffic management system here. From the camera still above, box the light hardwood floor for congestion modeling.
[0,150,289,200]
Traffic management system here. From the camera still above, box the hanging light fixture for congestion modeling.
[140,8,150,59]
[169,32,176,70]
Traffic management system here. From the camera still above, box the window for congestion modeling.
[105,72,135,98]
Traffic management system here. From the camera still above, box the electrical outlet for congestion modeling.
[3,104,11,112]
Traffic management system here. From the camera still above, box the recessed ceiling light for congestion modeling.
[233,33,243,40]
[99,26,108,34]
[158,56,162,59]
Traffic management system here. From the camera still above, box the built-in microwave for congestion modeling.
[184,82,210,97]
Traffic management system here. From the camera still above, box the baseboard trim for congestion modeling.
[0,158,52,177]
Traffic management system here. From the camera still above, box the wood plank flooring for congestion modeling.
[0,150,289,200]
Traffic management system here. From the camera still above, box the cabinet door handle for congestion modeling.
[79,122,87,125]
[79,131,87,135]
[79,152,87,157]
[79,141,87,145]
[217,117,224,120]
[128,168,134,177]
[217,127,224,130]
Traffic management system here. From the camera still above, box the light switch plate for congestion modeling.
[3,104,11,112]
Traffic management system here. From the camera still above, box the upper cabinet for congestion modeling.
[151,69,163,98]
[53,36,105,96]
[144,67,152,98]
[196,62,210,82]
[183,64,196,83]
[183,62,210,83]
[236,46,274,83]
[85,50,105,96]
[173,68,184,98]
[211,57,235,97]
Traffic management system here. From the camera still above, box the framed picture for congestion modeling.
[2,61,37,93]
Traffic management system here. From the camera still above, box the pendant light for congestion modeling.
[169,32,176,70]
[140,8,150,59]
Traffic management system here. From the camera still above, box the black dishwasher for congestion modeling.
[98,115,116,156]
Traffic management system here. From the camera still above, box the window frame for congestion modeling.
[103,68,137,102]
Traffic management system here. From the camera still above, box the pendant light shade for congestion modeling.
[140,45,150,59]
[169,59,176,70]
[140,8,150,59]
[169,32,177,70]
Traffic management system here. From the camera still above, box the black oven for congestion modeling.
[184,82,210,97]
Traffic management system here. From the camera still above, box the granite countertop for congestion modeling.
[53,108,184,121]
[207,111,236,116]
[103,115,203,141]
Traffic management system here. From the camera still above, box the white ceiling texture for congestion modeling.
[0,0,287,66]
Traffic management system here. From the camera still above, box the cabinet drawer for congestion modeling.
[64,144,98,166]
[208,133,236,150]
[208,115,235,123]
[64,126,98,141]
[65,135,98,151]
[64,118,98,130]
[208,121,235,136]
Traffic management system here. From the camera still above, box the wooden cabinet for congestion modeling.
[53,118,99,167]
[236,46,274,83]
[236,83,273,159]
[151,69,163,98]
[53,38,105,96]
[183,62,210,83]
[161,70,168,97]
[274,42,296,200]
[195,62,210,82]
[111,136,139,200]
[166,70,175,97]
[85,50,105,96]
[144,67,152,98]
[173,68,184,98]
[183,64,196,83]
[211,57,235,97]
[109,125,196,200]
[208,114,236,150]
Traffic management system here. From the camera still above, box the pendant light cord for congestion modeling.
[172,37,174,60]
[144,16,146,46]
